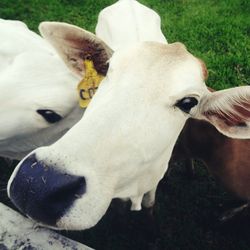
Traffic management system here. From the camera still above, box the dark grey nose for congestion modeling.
[9,154,86,226]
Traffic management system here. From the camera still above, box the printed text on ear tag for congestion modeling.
[77,60,105,108]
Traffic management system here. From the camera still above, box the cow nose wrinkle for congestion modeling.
[9,154,86,226]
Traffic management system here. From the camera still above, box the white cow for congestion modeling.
[0,0,165,160]
[0,19,82,160]
[8,2,250,231]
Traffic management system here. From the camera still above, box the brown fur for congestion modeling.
[64,35,111,75]
[171,118,250,201]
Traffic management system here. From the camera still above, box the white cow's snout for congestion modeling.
[8,153,86,227]
[8,148,116,230]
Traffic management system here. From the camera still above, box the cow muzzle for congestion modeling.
[8,154,86,227]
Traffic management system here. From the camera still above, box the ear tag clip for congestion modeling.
[77,60,105,108]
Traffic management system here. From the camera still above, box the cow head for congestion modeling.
[0,19,83,159]
[8,22,250,230]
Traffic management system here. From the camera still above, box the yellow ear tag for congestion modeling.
[77,60,105,108]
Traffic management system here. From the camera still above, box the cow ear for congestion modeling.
[39,22,113,78]
[193,86,250,139]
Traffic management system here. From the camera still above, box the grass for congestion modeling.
[0,0,249,249]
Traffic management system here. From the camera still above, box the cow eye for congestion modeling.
[37,109,62,123]
[175,97,198,113]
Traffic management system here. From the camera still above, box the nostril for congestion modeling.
[9,154,86,226]
[45,176,86,207]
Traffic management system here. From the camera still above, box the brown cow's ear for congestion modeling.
[39,22,113,78]
[193,86,250,139]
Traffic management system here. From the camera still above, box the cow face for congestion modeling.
[0,20,82,159]
[8,22,250,230]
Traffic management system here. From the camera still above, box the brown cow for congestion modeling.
[171,117,250,221]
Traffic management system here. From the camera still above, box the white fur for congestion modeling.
[8,1,250,231]
[96,0,167,50]
[0,0,167,160]
[9,41,208,231]
[0,19,83,159]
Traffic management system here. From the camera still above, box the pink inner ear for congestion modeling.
[204,101,250,127]
[233,102,250,118]
[204,111,245,127]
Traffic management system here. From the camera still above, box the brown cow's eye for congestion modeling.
[175,97,198,113]
[37,109,62,123]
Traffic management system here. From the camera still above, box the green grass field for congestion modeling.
[0,0,249,249]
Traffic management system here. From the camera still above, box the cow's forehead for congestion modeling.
[113,41,189,58]
[109,41,197,73]
[0,51,77,106]
[108,41,203,94]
